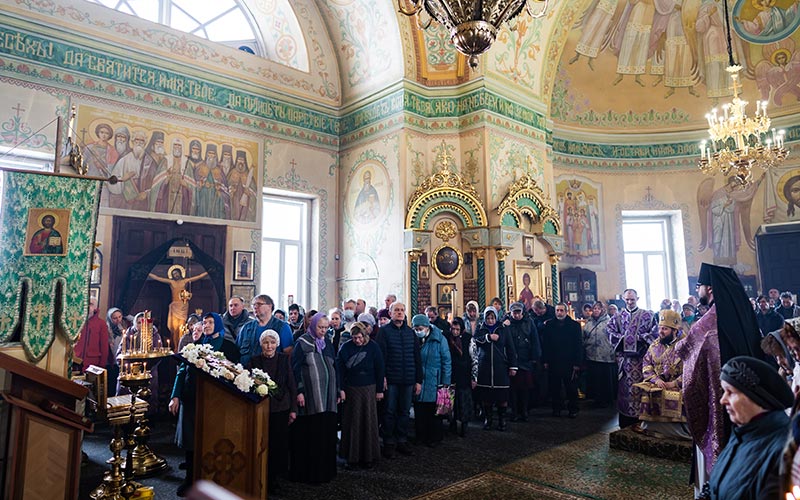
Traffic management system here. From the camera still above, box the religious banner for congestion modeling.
[0,171,102,361]
[75,104,261,225]
[554,176,603,268]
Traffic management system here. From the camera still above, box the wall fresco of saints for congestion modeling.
[77,104,260,224]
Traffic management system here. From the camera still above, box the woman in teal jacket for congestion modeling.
[411,314,451,447]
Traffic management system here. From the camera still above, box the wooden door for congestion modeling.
[109,216,226,341]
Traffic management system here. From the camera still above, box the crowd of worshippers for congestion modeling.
[71,267,800,499]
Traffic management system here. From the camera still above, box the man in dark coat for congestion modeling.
[541,303,583,418]
[504,301,541,421]
[376,302,421,458]
[222,295,253,343]
[756,294,784,336]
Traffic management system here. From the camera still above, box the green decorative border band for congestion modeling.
[0,24,339,136]
[553,124,799,160]
[341,88,549,137]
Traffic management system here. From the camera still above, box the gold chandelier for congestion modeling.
[398,0,548,69]
[697,0,787,187]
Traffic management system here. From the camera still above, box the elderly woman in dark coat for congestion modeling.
[247,329,297,493]
[474,306,518,431]
[289,312,338,484]
[708,356,793,499]
[336,322,384,469]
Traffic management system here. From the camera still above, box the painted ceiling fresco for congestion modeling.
[549,0,800,133]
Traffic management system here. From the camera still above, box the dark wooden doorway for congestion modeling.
[109,216,227,343]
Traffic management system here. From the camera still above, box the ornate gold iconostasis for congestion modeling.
[404,145,563,317]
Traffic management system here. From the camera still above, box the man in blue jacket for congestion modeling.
[237,294,293,367]
[377,302,421,458]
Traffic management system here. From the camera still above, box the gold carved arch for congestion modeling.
[406,169,487,230]
[497,174,561,235]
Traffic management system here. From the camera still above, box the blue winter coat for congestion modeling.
[377,321,422,386]
[417,326,452,403]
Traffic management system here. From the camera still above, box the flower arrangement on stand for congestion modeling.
[179,343,277,398]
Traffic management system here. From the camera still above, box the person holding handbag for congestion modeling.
[411,314,451,447]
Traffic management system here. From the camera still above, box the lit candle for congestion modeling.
[700,141,706,159]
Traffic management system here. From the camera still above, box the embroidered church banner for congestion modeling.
[0,171,102,362]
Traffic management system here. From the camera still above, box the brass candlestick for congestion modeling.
[90,371,149,500]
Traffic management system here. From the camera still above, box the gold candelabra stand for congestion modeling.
[91,311,173,498]
[90,363,150,500]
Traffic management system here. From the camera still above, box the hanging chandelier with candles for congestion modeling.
[697,0,788,187]
[398,0,549,69]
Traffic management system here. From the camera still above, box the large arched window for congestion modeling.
[87,0,265,56]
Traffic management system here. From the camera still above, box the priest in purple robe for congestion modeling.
[676,262,761,498]
[608,288,657,428]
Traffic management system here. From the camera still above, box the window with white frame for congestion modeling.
[261,194,310,312]
[86,0,263,55]
[621,214,680,311]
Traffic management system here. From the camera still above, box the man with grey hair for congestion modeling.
[379,294,397,318]
[377,302,421,458]
[607,288,657,428]
[342,298,357,332]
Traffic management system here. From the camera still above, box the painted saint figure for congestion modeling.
[84,123,118,177]
[29,213,63,254]
[148,264,209,342]
[353,170,380,224]
[226,150,257,221]
[194,144,230,219]
[154,138,194,215]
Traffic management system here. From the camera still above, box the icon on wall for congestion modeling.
[233,250,255,281]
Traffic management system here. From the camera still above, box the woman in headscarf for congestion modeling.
[448,317,475,437]
[336,322,384,469]
[474,306,518,431]
[708,356,793,499]
[247,329,297,493]
[289,312,338,484]
[169,312,239,496]
[106,307,125,396]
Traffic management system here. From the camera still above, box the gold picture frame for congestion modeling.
[513,260,546,311]
[433,244,463,279]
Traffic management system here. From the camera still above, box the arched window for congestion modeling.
[87,0,265,57]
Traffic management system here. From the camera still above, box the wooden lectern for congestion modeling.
[193,367,270,498]
[0,351,92,500]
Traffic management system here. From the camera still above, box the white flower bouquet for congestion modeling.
[179,344,277,398]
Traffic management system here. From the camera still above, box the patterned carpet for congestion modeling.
[80,405,693,499]
[415,432,692,500]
